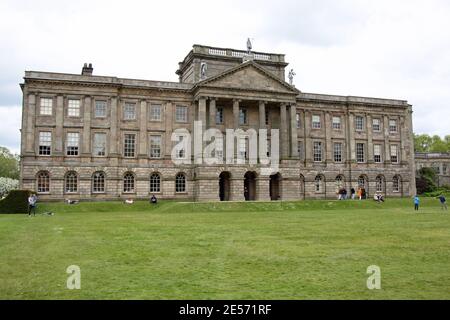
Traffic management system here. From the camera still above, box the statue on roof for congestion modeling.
[288,69,296,86]
[246,38,252,55]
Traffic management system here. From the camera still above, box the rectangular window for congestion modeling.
[93,133,106,156]
[124,134,136,158]
[216,107,224,124]
[296,113,301,129]
[176,105,187,122]
[66,132,79,156]
[175,135,186,159]
[150,104,162,121]
[95,100,107,118]
[373,118,381,132]
[356,143,365,163]
[40,98,53,115]
[238,137,247,158]
[265,110,270,126]
[332,116,341,130]
[390,145,399,163]
[334,142,342,163]
[312,115,321,129]
[313,141,322,162]
[215,136,224,159]
[239,108,247,125]
[150,135,162,158]
[389,119,398,133]
[68,99,80,117]
[355,116,364,131]
[124,103,136,120]
[297,142,303,160]
[39,132,51,155]
[374,144,382,163]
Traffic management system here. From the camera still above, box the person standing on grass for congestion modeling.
[438,195,447,210]
[28,193,37,216]
[414,195,420,211]
[351,188,356,200]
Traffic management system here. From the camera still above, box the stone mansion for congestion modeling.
[19,44,416,201]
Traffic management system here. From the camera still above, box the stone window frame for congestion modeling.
[389,119,398,134]
[175,105,188,123]
[313,141,323,162]
[123,132,137,158]
[296,113,301,129]
[314,175,324,193]
[149,134,163,159]
[36,171,50,194]
[312,114,321,129]
[67,98,81,118]
[92,131,108,157]
[265,109,270,126]
[335,175,344,190]
[92,171,106,194]
[94,99,108,118]
[239,107,248,125]
[390,144,399,164]
[372,118,382,132]
[333,142,343,163]
[64,171,78,194]
[358,175,368,190]
[355,115,365,132]
[149,104,163,122]
[65,131,81,157]
[175,172,187,194]
[392,175,401,193]
[38,130,52,156]
[373,144,383,163]
[123,172,135,193]
[332,116,341,130]
[297,141,303,160]
[216,107,224,125]
[174,134,187,160]
[39,96,54,116]
[123,101,137,121]
[356,142,365,163]
[149,172,162,194]
[375,175,385,193]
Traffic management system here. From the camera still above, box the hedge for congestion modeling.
[0,190,34,214]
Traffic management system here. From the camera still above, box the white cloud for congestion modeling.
[0,0,450,151]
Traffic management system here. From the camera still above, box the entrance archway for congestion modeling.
[270,173,282,201]
[244,171,257,201]
[219,172,231,201]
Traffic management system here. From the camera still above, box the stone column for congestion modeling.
[82,96,91,155]
[304,110,312,165]
[164,101,173,158]
[280,103,288,158]
[259,101,266,129]
[195,97,207,163]
[209,98,216,129]
[139,100,148,157]
[400,116,407,164]
[233,99,240,128]
[325,112,332,162]
[25,93,36,154]
[109,97,118,155]
[198,97,207,125]
[383,115,391,164]
[55,95,64,155]
[256,176,270,201]
[367,114,373,163]
[230,177,245,201]
[406,106,416,195]
[348,113,356,162]
[290,104,299,158]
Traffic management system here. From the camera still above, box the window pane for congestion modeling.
[124,134,135,157]
[312,115,321,129]
[216,107,224,124]
[175,173,186,193]
[313,141,322,162]
[150,173,161,193]
[68,99,80,117]
[332,116,341,129]
[150,105,162,121]
[150,135,162,158]
[39,132,52,155]
[66,133,79,156]
[95,101,107,118]
[356,143,365,163]
[176,106,187,122]
[92,172,105,193]
[40,98,53,115]
[124,103,136,120]
[334,142,342,162]
[37,171,50,193]
[65,172,78,193]
[93,133,106,156]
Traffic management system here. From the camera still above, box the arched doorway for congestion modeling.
[244,171,257,201]
[270,173,282,201]
[219,172,231,201]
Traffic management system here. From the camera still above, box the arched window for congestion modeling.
[393,175,401,193]
[376,176,384,193]
[92,172,105,193]
[150,173,161,193]
[65,171,78,193]
[175,173,186,193]
[336,175,344,190]
[315,175,323,193]
[37,171,50,193]
[358,176,367,189]
[123,172,135,193]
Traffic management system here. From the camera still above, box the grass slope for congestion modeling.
[0,198,449,300]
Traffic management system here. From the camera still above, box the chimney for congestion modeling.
[81,63,93,76]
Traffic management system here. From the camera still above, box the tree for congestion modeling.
[0,177,19,198]
[0,146,19,180]
[414,134,450,153]
[416,167,437,194]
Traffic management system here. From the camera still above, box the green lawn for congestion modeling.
[0,198,449,300]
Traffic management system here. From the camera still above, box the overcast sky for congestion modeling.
[1,0,449,154]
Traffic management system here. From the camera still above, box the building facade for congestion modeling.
[19,44,416,201]
[415,152,450,187]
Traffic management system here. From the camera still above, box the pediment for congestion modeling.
[196,61,299,95]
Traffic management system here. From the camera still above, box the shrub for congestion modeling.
[0,177,19,198]
[0,190,34,214]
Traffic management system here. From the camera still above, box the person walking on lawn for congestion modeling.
[28,194,37,216]
[414,195,420,211]
[438,195,447,211]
